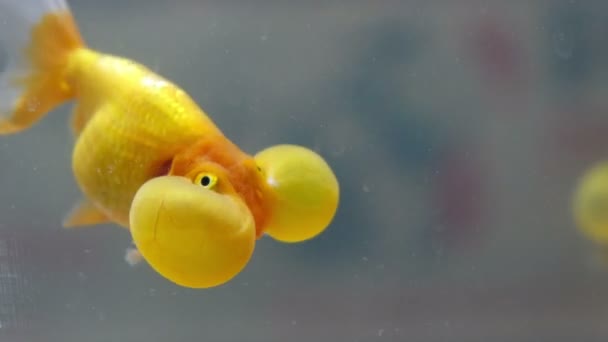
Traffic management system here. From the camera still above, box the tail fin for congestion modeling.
[0,0,84,134]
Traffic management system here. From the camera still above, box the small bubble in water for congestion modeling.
[552,31,573,59]
[377,329,384,337]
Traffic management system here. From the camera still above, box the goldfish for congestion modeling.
[0,0,339,288]
[573,162,608,267]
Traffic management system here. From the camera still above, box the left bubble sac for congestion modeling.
[129,176,257,289]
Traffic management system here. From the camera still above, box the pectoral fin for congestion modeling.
[62,199,111,228]
[124,246,144,267]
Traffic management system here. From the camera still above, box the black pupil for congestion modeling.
[201,176,211,187]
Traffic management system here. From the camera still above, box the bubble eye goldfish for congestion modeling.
[573,162,608,245]
[0,0,339,288]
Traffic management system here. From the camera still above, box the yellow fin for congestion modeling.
[62,199,110,228]
[70,101,92,137]
[0,3,84,135]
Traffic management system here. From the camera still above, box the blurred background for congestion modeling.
[2,0,608,341]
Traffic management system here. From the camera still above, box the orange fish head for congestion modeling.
[181,156,274,236]
[167,136,274,236]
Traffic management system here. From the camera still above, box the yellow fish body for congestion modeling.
[0,0,339,288]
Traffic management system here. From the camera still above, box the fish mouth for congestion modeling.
[129,176,256,289]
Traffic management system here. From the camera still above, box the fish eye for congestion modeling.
[194,173,218,189]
